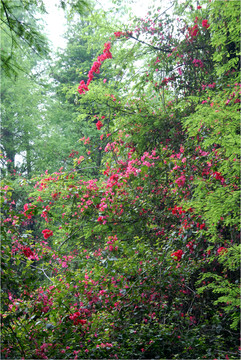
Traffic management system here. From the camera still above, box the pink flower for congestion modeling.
[78,43,112,95]
[175,175,186,187]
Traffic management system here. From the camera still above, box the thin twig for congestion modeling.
[58,226,83,250]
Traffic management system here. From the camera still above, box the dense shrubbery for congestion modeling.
[1,0,240,359]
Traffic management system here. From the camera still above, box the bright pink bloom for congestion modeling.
[175,175,186,187]
[78,43,112,95]
[69,311,87,325]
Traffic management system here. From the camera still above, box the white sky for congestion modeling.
[42,0,170,50]
[43,0,67,50]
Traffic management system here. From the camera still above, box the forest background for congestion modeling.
[1,0,240,359]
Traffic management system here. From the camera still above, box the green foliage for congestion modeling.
[0,0,49,77]
[1,0,240,359]
[197,245,240,330]
[210,0,240,76]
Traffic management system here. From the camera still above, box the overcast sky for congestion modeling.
[43,0,67,50]
[42,0,170,50]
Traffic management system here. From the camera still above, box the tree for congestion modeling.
[0,0,90,77]
[1,0,240,359]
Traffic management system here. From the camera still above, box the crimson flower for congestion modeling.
[23,247,34,258]
[202,19,210,29]
[171,249,184,261]
[96,120,103,130]
[217,247,228,255]
[42,229,53,239]
[189,24,199,37]
[69,311,87,325]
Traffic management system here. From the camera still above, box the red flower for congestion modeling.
[69,311,87,325]
[202,19,210,29]
[213,171,225,183]
[96,120,103,130]
[23,247,34,258]
[23,203,35,219]
[78,43,112,95]
[171,249,184,261]
[188,24,199,37]
[197,5,202,9]
[42,229,53,239]
[217,247,228,255]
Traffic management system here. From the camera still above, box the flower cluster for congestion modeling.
[78,42,112,95]
[69,150,79,158]
[114,31,126,38]
[42,229,53,239]
[217,247,228,255]
[161,76,175,86]
[96,343,113,348]
[213,171,225,184]
[114,31,132,38]
[23,203,36,219]
[171,249,184,261]
[202,19,210,29]
[22,247,34,258]
[96,120,103,130]
[192,58,204,68]
[188,24,199,37]
[69,311,87,325]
